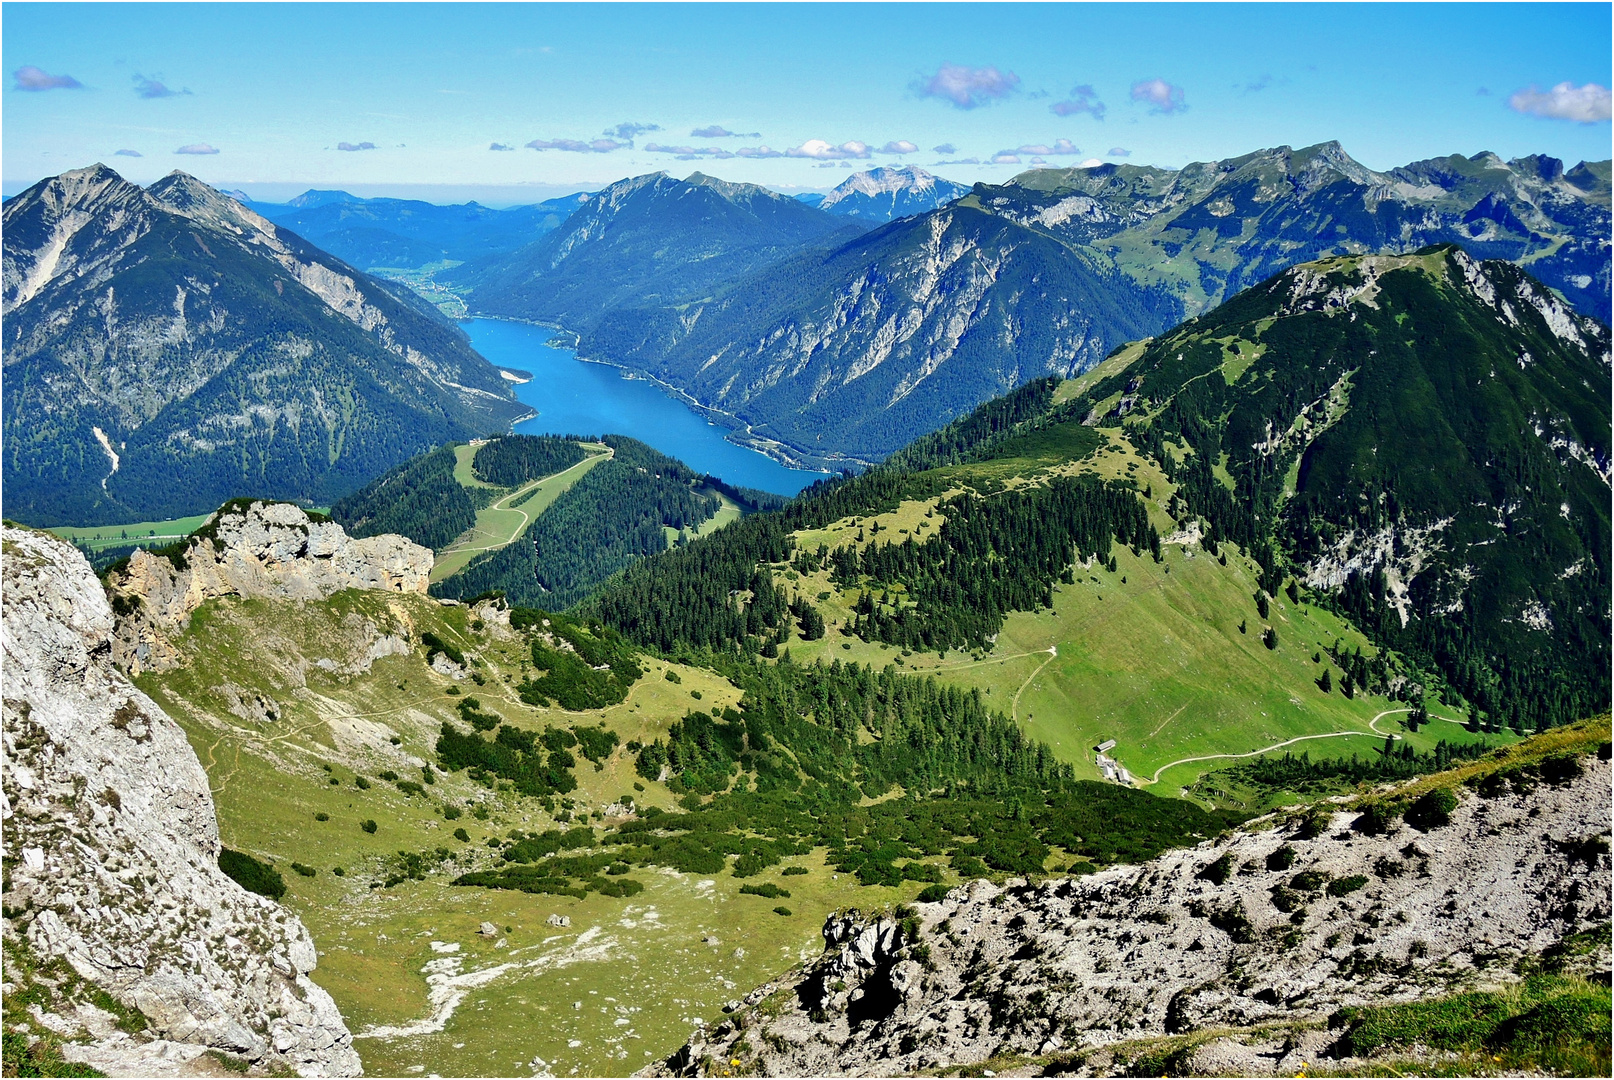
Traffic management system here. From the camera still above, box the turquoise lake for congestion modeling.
[463,318,831,496]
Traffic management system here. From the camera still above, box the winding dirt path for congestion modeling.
[1011,647,1059,723]
[1138,706,1460,785]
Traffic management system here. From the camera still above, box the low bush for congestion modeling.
[1404,789,1457,832]
[360,819,378,834]
[218,849,285,900]
[739,882,791,899]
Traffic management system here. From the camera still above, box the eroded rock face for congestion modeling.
[649,760,1611,1077]
[107,499,431,673]
[1,526,363,1076]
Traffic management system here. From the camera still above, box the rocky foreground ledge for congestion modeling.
[2,525,363,1076]
[647,750,1610,1077]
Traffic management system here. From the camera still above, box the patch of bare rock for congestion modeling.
[103,499,431,674]
[646,757,1610,1077]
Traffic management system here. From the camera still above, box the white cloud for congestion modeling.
[916,63,1021,109]
[933,157,980,166]
[880,140,919,154]
[1131,77,1187,115]
[526,137,629,153]
[691,125,760,139]
[1508,81,1612,123]
[1050,84,1105,119]
[337,141,377,152]
[932,143,958,155]
[1007,139,1081,156]
[787,139,871,160]
[1079,158,1103,168]
[13,66,82,91]
[644,143,735,160]
[114,148,143,158]
[991,152,1021,165]
[135,74,190,99]
[175,143,219,155]
[604,121,660,142]
[1108,146,1131,157]
[489,142,514,151]
[736,145,784,159]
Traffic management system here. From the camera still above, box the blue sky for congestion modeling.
[4,3,1609,203]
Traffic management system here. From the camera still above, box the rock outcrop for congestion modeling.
[106,499,431,673]
[2,525,363,1076]
[649,758,1611,1077]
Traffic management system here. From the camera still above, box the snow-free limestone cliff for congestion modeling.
[1,525,363,1075]
[104,499,431,674]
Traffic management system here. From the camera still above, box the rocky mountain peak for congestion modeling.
[822,166,941,205]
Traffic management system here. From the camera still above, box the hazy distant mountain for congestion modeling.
[816,166,969,222]
[1,164,528,525]
[450,171,865,333]
[991,142,1610,321]
[260,190,591,270]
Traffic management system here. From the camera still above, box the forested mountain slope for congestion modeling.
[583,203,1177,465]
[586,249,1609,751]
[1061,246,1610,731]
[1,164,528,526]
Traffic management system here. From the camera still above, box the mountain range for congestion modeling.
[256,189,592,271]
[444,170,866,336]
[1,165,528,525]
[457,142,1610,467]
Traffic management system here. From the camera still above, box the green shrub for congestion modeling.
[1354,802,1401,835]
[915,884,950,903]
[313,812,329,822]
[1265,844,1296,871]
[360,819,378,834]
[421,631,465,667]
[218,849,286,900]
[1197,853,1234,885]
[739,882,791,899]
[354,776,371,790]
[781,866,809,876]
[290,863,317,878]
[443,804,462,820]
[664,669,682,684]
[396,780,426,798]
[1327,874,1368,897]
[773,906,792,916]
[379,770,399,782]
[1405,789,1458,831]
[453,828,470,842]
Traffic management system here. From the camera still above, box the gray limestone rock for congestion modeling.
[2,525,362,1076]
[646,761,1611,1077]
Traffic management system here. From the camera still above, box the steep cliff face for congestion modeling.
[104,499,431,674]
[1,526,363,1076]
[651,754,1610,1077]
